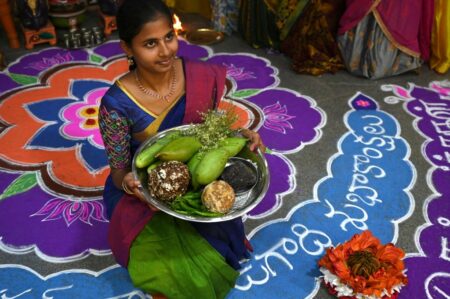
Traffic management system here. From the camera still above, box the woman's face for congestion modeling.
[123,15,178,74]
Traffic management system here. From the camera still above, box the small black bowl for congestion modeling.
[220,157,258,195]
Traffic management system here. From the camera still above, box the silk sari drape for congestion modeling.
[430,0,450,74]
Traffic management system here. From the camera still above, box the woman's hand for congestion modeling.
[122,172,159,211]
[240,128,266,153]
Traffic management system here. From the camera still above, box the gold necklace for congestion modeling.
[134,65,177,102]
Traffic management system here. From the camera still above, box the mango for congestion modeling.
[187,151,204,190]
[195,148,229,185]
[135,131,181,168]
[219,137,247,157]
[156,136,202,162]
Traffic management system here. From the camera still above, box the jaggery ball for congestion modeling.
[201,180,236,213]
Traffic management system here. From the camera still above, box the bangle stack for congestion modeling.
[122,180,134,195]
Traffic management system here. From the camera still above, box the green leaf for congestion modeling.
[9,73,38,85]
[231,89,260,98]
[90,54,104,63]
[0,173,38,201]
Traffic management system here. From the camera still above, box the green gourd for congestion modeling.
[218,137,247,157]
[135,131,181,168]
[187,151,204,190]
[194,148,229,185]
[156,136,202,162]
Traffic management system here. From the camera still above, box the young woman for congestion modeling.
[98,0,263,298]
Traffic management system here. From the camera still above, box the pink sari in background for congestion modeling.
[338,0,433,60]
[337,0,433,79]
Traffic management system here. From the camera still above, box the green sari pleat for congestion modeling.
[128,213,239,299]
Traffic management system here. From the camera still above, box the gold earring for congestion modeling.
[127,56,135,66]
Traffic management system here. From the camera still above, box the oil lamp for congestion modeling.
[173,14,186,36]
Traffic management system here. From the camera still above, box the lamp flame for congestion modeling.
[173,14,183,34]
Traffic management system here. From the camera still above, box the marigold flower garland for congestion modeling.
[318,230,408,299]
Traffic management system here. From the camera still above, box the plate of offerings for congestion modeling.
[132,122,269,223]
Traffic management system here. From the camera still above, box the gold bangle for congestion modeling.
[121,179,134,195]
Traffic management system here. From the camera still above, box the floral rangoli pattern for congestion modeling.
[0,39,325,296]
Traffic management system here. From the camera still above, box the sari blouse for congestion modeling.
[99,81,187,170]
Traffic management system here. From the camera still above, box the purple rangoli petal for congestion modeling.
[8,48,89,77]
[0,172,109,260]
[248,153,295,217]
[207,53,278,91]
[0,73,20,95]
[249,88,324,153]
[92,40,124,60]
[178,38,211,60]
[32,198,61,215]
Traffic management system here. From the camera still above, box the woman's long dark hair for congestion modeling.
[117,0,173,70]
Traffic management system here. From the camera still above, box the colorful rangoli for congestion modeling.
[0,38,448,298]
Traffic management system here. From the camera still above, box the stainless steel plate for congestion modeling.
[132,125,270,223]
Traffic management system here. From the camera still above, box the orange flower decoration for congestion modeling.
[318,230,408,299]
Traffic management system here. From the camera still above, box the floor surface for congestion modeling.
[0,7,449,299]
